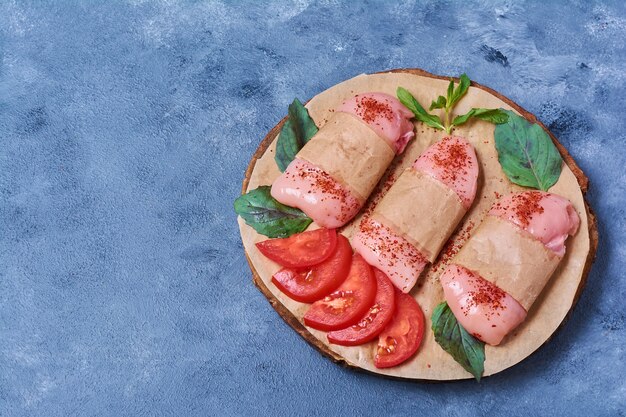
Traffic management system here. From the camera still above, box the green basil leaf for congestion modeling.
[397,87,445,131]
[429,95,447,111]
[452,108,509,126]
[275,98,318,172]
[446,79,454,107]
[494,110,563,191]
[234,186,312,238]
[432,302,485,381]
[471,108,509,124]
[451,109,476,126]
[449,73,471,108]
[397,87,429,116]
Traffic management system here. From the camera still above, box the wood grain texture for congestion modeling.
[239,68,598,381]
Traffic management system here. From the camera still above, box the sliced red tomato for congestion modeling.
[271,234,352,303]
[327,269,396,346]
[255,228,337,269]
[303,254,376,332]
[374,291,425,369]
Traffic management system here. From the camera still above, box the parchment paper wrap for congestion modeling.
[452,216,561,311]
[371,168,466,262]
[238,70,593,381]
[296,111,395,202]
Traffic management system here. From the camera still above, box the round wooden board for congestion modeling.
[238,68,598,381]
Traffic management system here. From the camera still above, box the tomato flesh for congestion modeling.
[327,269,395,346]
[271,234,352,303]
[374,291,425,369]
[303,254,376,332]
[255,228,337,269]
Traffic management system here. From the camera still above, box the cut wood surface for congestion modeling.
[237,68,598,381]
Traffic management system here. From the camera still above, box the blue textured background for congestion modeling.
[1,1,624,416]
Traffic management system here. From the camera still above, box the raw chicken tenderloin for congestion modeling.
[440,191,580,345]
[271,93,415,228]
[440,265,527,345]
[353,136,479,292]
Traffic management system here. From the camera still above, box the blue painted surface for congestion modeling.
[0,1,624,416]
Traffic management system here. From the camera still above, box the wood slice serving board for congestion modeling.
[237,68,598,381]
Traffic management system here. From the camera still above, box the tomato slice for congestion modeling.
[255,228,337,269]
[374,291,425,369]
[271,234,352,303]
[327,269,395,346]
[303,254,376,331]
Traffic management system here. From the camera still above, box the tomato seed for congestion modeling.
[377,336,397,355]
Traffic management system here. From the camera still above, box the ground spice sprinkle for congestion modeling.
[354,95,394,125]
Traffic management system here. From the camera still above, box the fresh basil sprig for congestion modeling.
[275,98,318,172]
[234,186,312,238]
[397,74,508,134]
[432,301,485,381]
[494,110,563,191]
